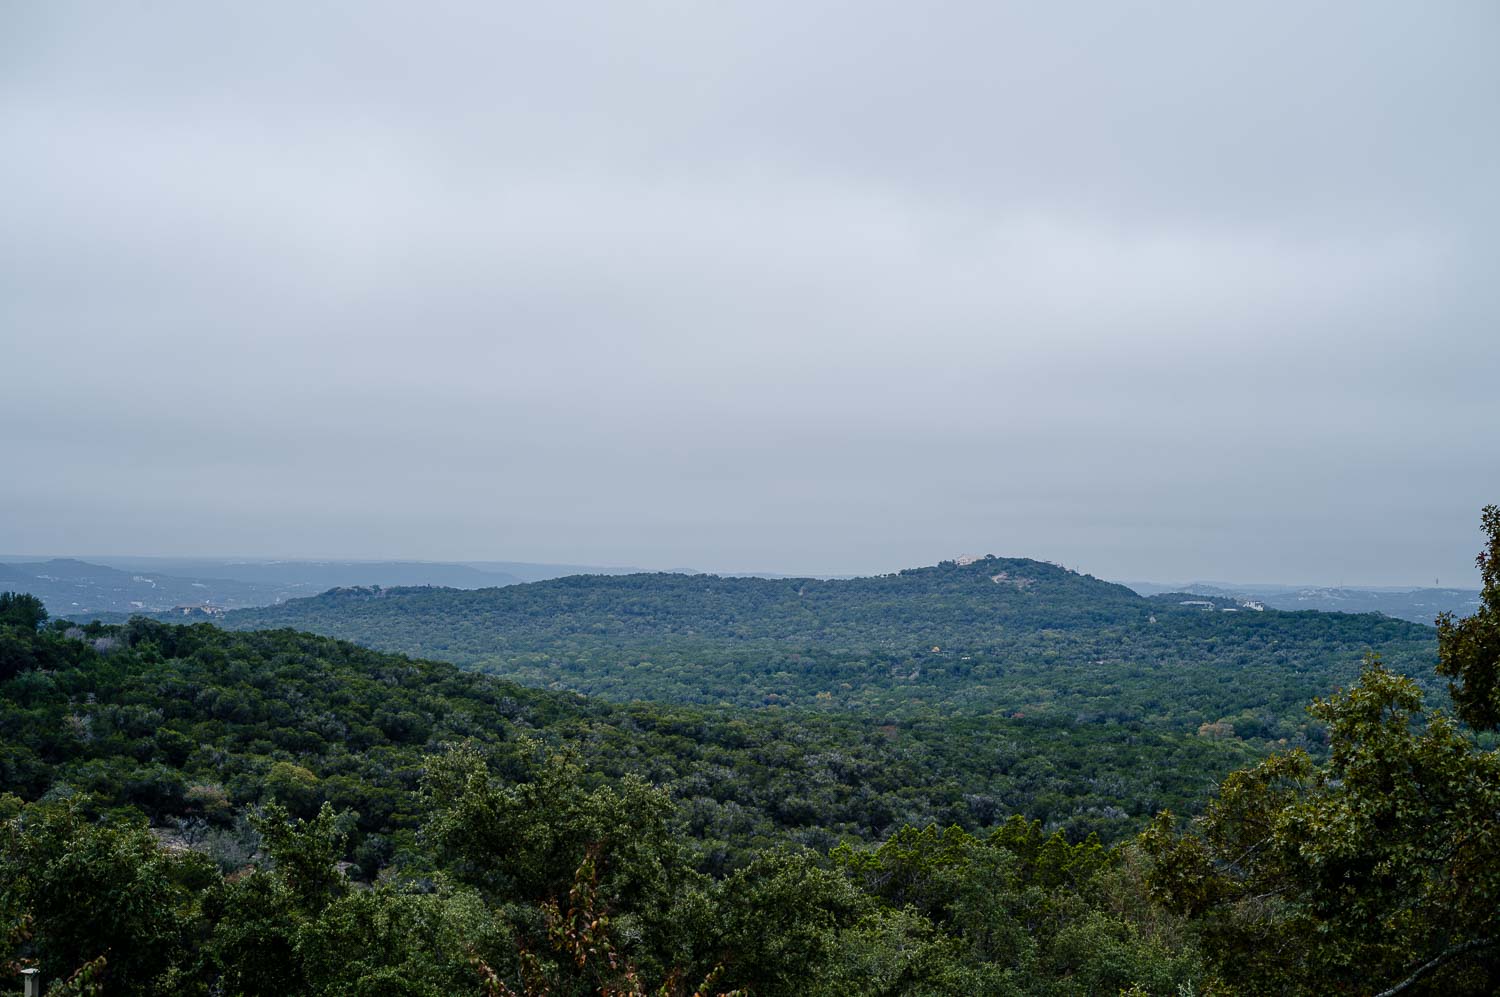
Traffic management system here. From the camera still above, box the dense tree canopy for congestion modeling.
[0,594,46,633]
[1141,508,1500,995]
[219,557,1438,732]
[0,508,1493,993]
[1436,504,1500,731]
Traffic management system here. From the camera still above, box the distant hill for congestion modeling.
[1123,579,1481,625]
[0,558,283,615]
[1,557,597,616]
[78,557,527,592]
[458,559,664,582]
[221,556,1438,733]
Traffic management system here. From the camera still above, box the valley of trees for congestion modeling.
[1,508,1496,994]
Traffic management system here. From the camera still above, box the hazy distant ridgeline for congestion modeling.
[222,556,1438,732]
[5,555,667,617]
[223,558,1163,649]
[1125,579,1482,626]
[24,552,1473,626]
[0,558,285,615]
[0,557,530,616]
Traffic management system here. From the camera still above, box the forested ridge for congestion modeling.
[0,618,1254,858]
[1,605,1249,993]
[2,512,1497,994]
[221,556,1439,732]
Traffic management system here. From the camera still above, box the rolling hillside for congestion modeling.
[221,556,1438,731]
[0,558,283,615]
[3,557,531,616]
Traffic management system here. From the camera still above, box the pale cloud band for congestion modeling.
[2,1,1496,584]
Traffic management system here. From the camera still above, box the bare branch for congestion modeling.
[1374,936,1497,997]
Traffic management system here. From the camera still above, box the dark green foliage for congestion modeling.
[201,841,508,996]
[0,504,1491,994]
[1142,506,1500,997]
[0,615,1254,861]
[713,849,867,992]
[221,557,1438,734]
[0,795,208,991]
[830,821,1201,996]
[0,607,1229,993]
[203,870,302,995]
[0,594,46,632]
[422,744,679,907]
[252,802,350,911]
[1436,504,1500,730]
[1141,660,1500,994]
[421,744,703,984]
[0,593,51,685]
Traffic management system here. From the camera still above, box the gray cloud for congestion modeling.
[3,1,1497,584]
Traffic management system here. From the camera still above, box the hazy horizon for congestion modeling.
[5,2,1497,587]
[0,550,1484,593]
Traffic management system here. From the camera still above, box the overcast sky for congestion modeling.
[3,2,1497,585]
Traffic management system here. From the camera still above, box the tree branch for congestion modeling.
[1374,936,1497,997]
